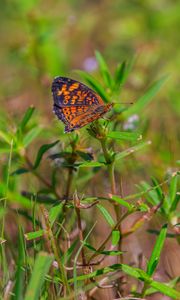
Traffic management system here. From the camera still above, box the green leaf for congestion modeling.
[97,204,115,227]
[0,130,13,145]
[95,50,113,88]
[49,202,63,227]
[76,150,93,161]
[24,230,45,241]
[114,61,126,87]
[112,230,120,246]
[75,70,109,103]
[84,242,122,256]
[121,264,150,282]
[124,75,169,117]
[107,131,142,141]
[69,263,148,283]
[13,227,26,300]
[138,181,160,206]
[62,239,78,264]
[19,106,35,131]
[114,56,135,90]
[69,264,122,282]
[78,161,104,168]
[68,263,180,299]
[151,176,164,200]
[111,195,133,210]
[0,182,32,208]
[11,168,29,176]
[150,280,180,299]
[115,140,151,161]
[147,224,167,276]
[170,193,180,213]
[23,127,42,148]
[25,252,53,300]
[33,140,59,169]
[169,173,178,207]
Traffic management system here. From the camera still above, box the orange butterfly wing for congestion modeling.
[52,77,113,132]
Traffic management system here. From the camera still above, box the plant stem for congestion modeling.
[40,205,71,296]
[65,167,73,199]
[100,138,112,164]
[74,198,86,266]
[108,162,116,195]
[141,282,149,298]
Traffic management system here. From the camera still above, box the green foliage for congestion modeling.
[33,140,59,169]
[24,252,53,300]
[147,224,167,276]
[0,8,179,297]
[123,75,169,117]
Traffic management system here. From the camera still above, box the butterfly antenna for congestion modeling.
[114,102,133,105]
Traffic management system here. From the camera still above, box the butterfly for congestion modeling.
[52,77,113,133]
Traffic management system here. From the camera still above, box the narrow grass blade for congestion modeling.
[115,140,151,161]
[137,181,160,206]
[95,50,113,88]
[25,252,53,300]
[24,230,45,241]
[1,184,32,208]
[111,195,133,210]
[84,242,122,256]
[13,227,26,300]
[107,131,142,141]
[0,130,13,145]
[112,230,120,246]
[124,75,169,117]
[11,168,29,176]
[168,173,178,208]
[19,106,35,131]
[114,61,126,87]
[78,161,104,168]
[62,239,78,264]
[147,224,167,276]
[96,204,115,227]
[150,280,180,299]
[151,176,164,200]
[69,263,147,283]
[33,140,59,169]
[23,127,42,148]
[49,202,64,227]
[114,57,136,92]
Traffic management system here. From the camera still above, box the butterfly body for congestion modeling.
[52,77,113,132]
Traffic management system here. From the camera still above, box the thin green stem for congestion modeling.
[100,138,112,164]
[40,205,71,296]
[65,167,73,199]
[141,282,149,298]
[108,162,116,195]
[74,202,86,266]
